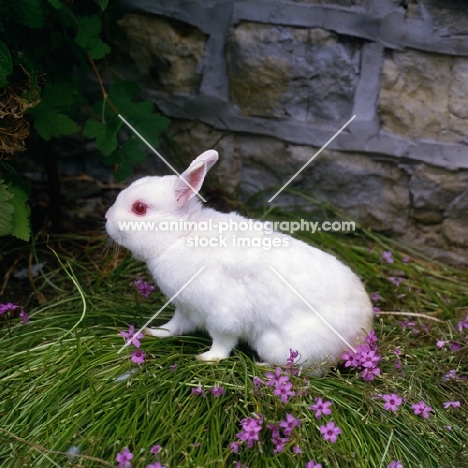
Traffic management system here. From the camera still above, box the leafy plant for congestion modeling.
[0,0,171,241]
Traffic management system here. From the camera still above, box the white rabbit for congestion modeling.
[105,150,373,371]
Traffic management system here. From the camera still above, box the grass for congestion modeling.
[0,194,467,468]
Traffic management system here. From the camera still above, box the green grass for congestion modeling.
[0,197,467,468]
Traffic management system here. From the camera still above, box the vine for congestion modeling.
[0,0,170,240]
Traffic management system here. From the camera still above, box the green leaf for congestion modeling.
[0,180,14,236]
[96,0,109,10]
[75,15,111,59]
[8,184,30,241]
[27,82,83,140]
[33,111,80,141]
[46,0,63,8]
[14,0,45,29]
[83,116,122,156]
[103,138,147,182]
[0,39,13,88]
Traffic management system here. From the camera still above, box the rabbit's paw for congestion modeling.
[145,327,171,338]
[196,350,229,362]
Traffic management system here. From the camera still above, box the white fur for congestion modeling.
[106,150,373,371]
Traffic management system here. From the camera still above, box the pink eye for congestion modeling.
[132,201,147,216]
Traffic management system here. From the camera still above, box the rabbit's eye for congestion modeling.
[132,201,147,216]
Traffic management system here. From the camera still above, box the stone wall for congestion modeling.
[109,0,468,264]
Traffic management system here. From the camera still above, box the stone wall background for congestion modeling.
[106,0,468,264]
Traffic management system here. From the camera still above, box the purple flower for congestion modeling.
[456,315,468,332]
[341,349,361,368]
[19,310,29,323]
[120,325,144,348]
[274,380,295,403]
[411,401,432,418]
[319,421,341,443]
[381,251,394,263]
[305,461,322,468]
[402,256,410,263]
[191,385,206,397]
[435,339,446,349]
[293,445,302,454]
[253,376,263,389]
[265,367,289,387]
[393,348,401,355]
[387,461,403,468]
[169,362,178,372]
[131,350,146,366]
[449,341,462,352]
[149,444,161,454]
[229,441,239,454]
[209,386,226,397]
[445,425,452,431]
[309,397,332,419]
[236,415,263,448]
[360,350,381,368]
[279,413,300,436]
[116,447,133,468]
[382,393,403,412]
[370,292,381,302]
[361,366,381,381]
[287,348,300,367]
[443,401,460,409]
[0,302,18,314]
[443,369,458,381]
[388,276,403,287]
[365,330,379,347]
[134,277,155,298]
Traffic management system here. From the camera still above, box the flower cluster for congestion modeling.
[116,444,166,468]
[265,367,295,403]
[120,324,146,366]
[0,302,29,323]
[341,330,381,381]
[231,415,264,451]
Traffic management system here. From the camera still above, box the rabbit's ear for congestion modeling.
[174,150,218,205]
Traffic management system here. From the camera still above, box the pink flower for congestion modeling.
[19,310,29,323]
[236,415,263,448]
[293,445,302,454]
[131,350,146,366]
[274,380,295,403]
[411,401,432,418]
[229,441,239,454]
[253,376,263,389]
[443,401,460,409]
[149,444,161,454]
[388,276,403,287]
[309,397,332,419]
[305,461,322,468]
[319,421,341,443]
[436,340,447,349]
[116,447,133,468]
[402,256,410,263]
[361,366,381,381]
[370,292,381,302]
[265,367,289,387]
[209,386,226,397]
[360,350,381,368]
[134,277,155,298]
[279,413,300,436]
[0,302,18,314]
[120,325,144,348]
[449,341,462,352]
[382,393,403,412]
[387,461,403,468]
[191,385,206,397]
[381,251,394,263]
